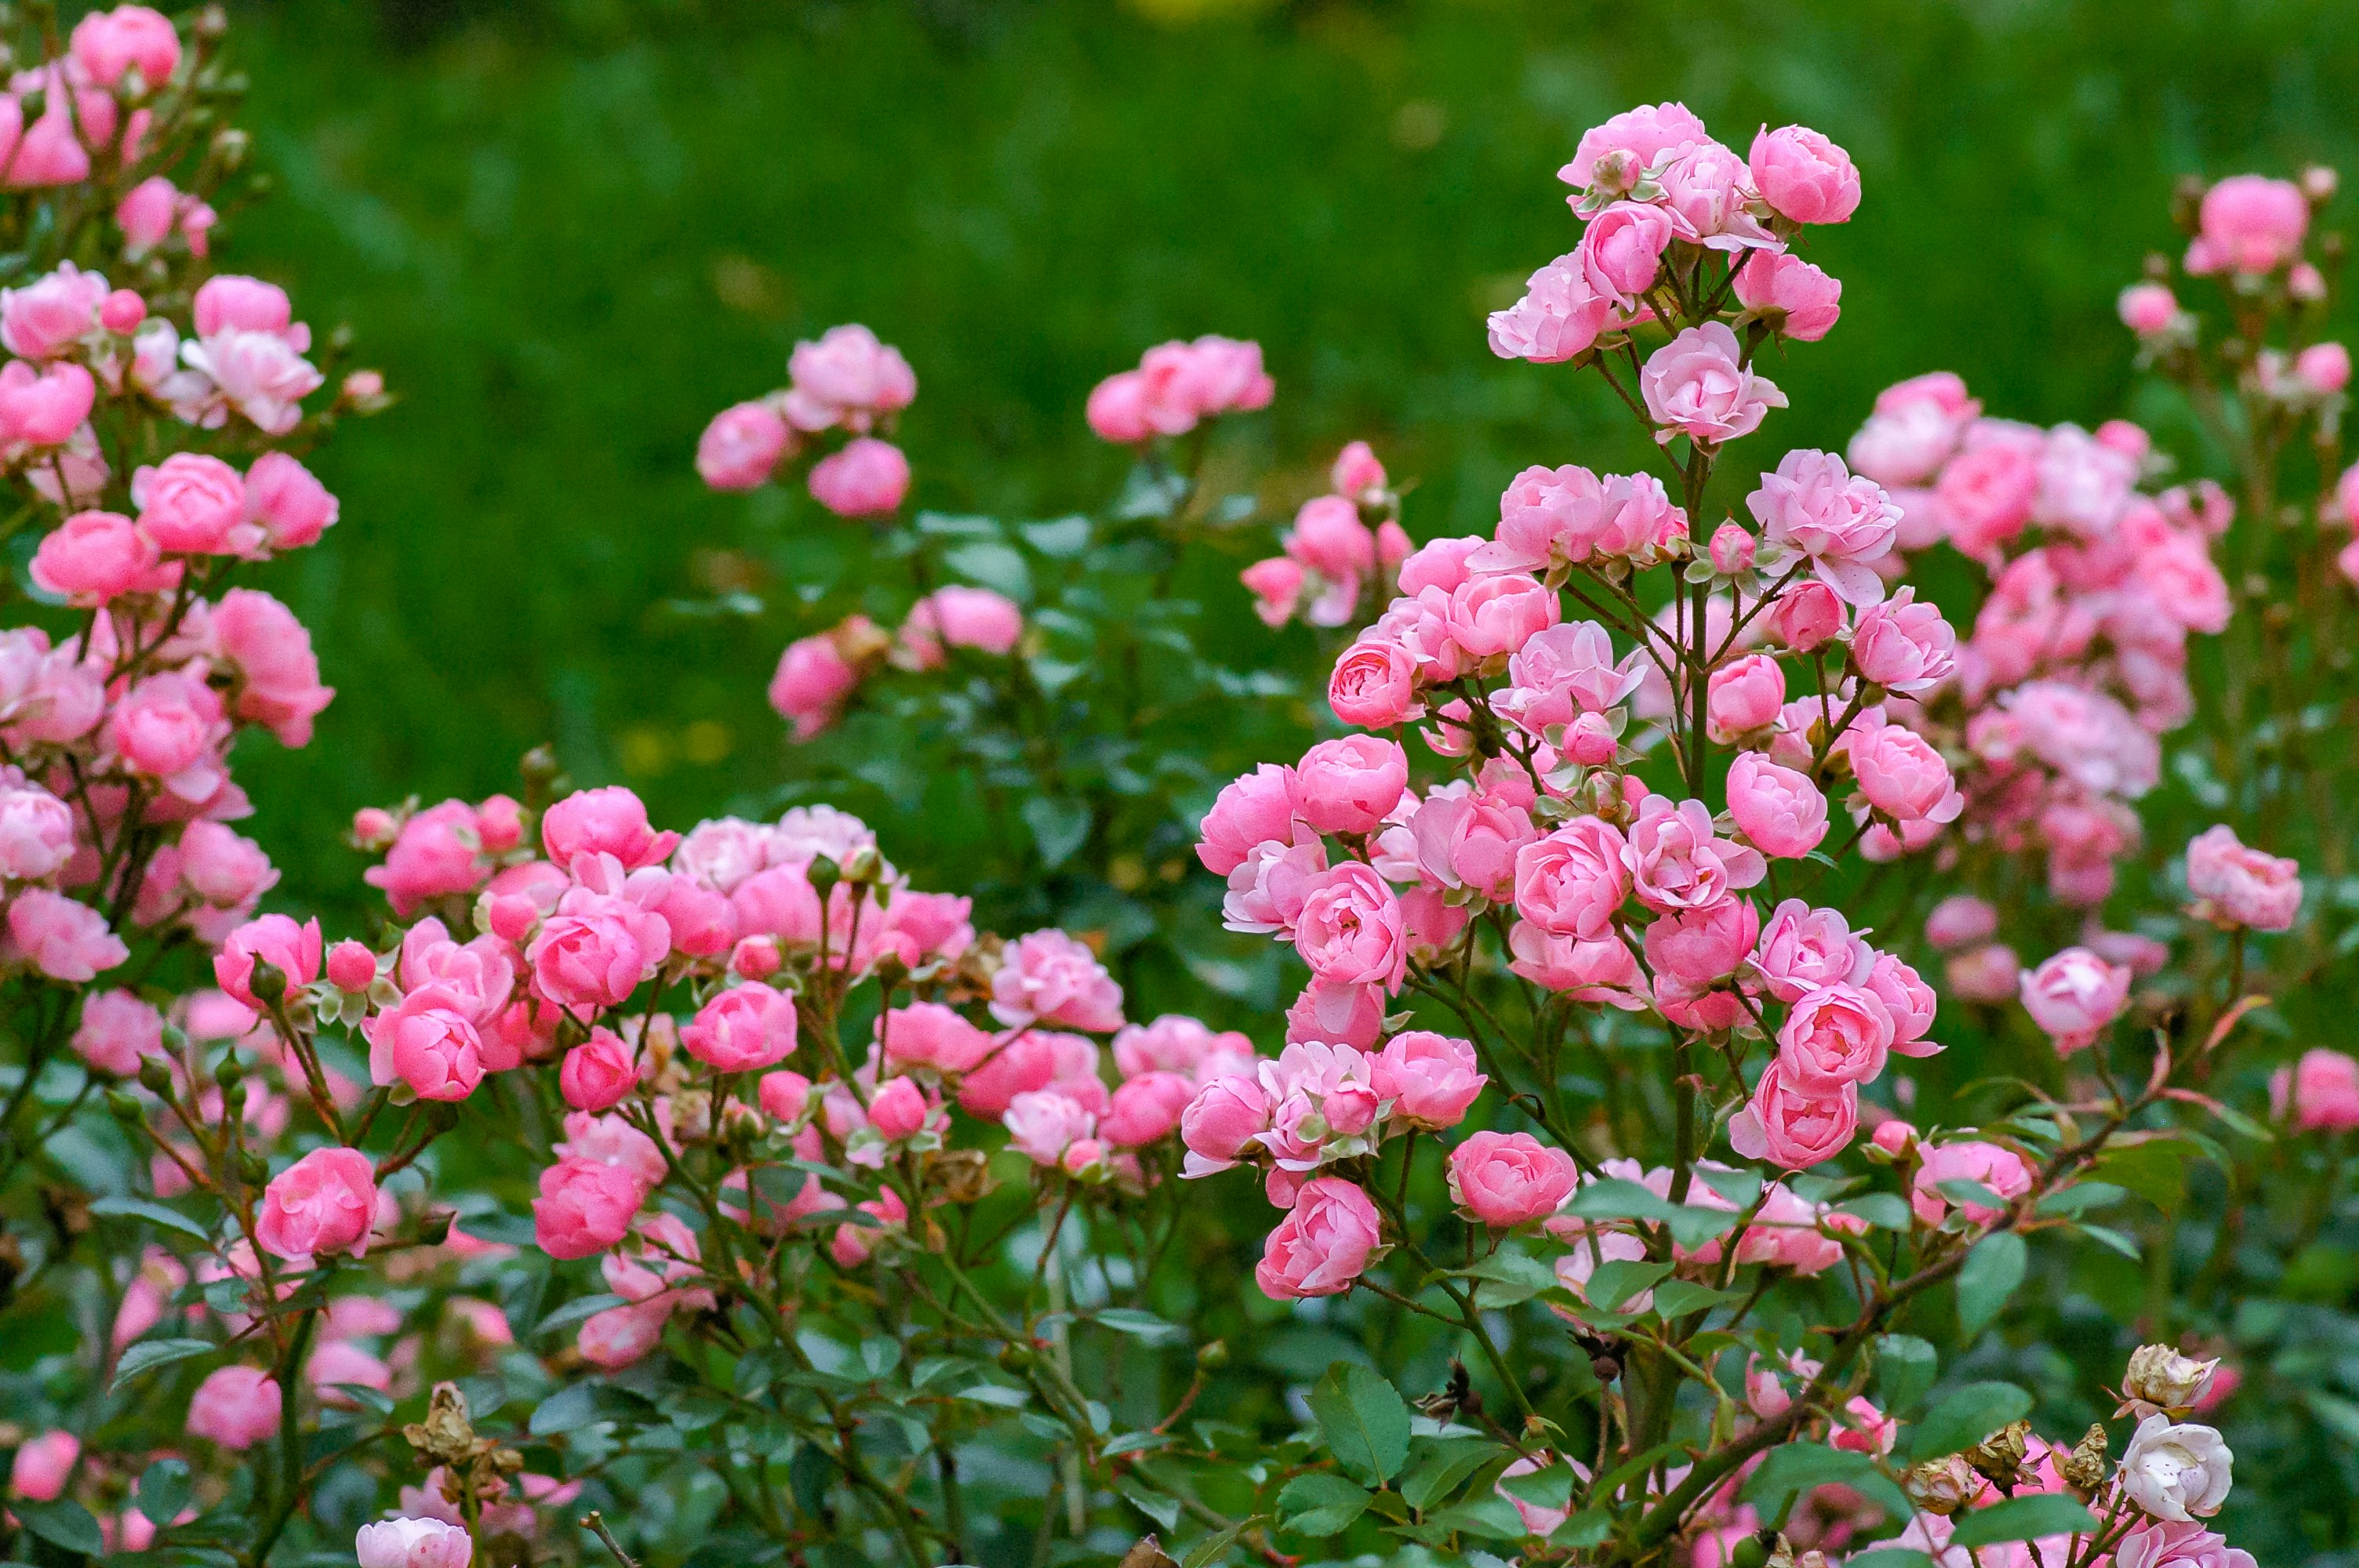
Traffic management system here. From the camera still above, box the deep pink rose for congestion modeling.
[1196,763,1300,876]
[560,1027,639,1111]
[1642,896,1760,989]
[256,1146,377,1261]
[1293,862,1407,991]
[533,1156,644,1259]
[1255,1177,1382,1299]
[1728,1059,1857,1169]
[1448,1130,1579,1226]
[1296,735,1408,835]
[1372,1030,1486,1129]
[1776,983,1895,1091]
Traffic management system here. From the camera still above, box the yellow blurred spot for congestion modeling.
[1121,0,1281,24]
[683,720,735,765]
[1391,100,1448,151]
[1107,854,1147,891]
[711,253,790,320]
[619,726,673,778]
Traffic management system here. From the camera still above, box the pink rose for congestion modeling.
[1486,251,1616,363]
[1849,587,1955,695]
[1910,1139,2035,1225]
[256,1146,377,1261]
[806,437,910,517]
[868,1075,930,1142]
[1642,896,1760,989]
[1328,636,1419,728]
[769,623,865,739]
[9,1429,79,1501]
[1578,200,1674,306]
[1443,572,1559,660]
[0,262,107,359]
[1946,942,2022,1004]
[2187,174,2307,274]
[363,985,487,1102]
[1180,1073,1273,1175]
[878,1000,994,1074]
[1747,125,1861,224]
[1196,763,1301,876]
[1851,723,1964,826]
[1640,322,1787,448]
[72,989,163,1075]
[1925,895,1998,950]
[2275,1048,2359,1133]
[1512,818,1631,939]
[30,510,170,606]
[1293,862,1408,991]
[1086,369,1151,442]
[1448,1130,1579,1226]
[1750,899,1870,1001]
[2297,342,2350,395]
[363,801,492,916]
[1559,102,1709,194]
[990,928,1125,1031]
[561,1027,639,1111]
[2018,946,2132,1054]
[1747,448,1899,604]
[682,982,798,1073]
[1480,466,1685,573]
[1507,925,1649,1009]
[1936,438,2038,559]
[1004,1088,1096,1165]
[9,890,129,982]
[1732,250,1842,341]
[133,452,252,555]
[2119,281,2179,336]
[783,323,916,431]
[533,1156,644,1259]
[1411,785,1539,902]
[696,401,791,489]
[0,359,97,445]
[108,671,227,797]
[1864,951,1939,1051]
[1372,1031,1486,1129]
[1768,580,1845,652]
[900,585,1023,664]
[1296,735,1408,835]
[355,1518,476,1568]
[0,779,74,880]
[1728,1060,1857,1169]
[71,5,181,88]
[2114,1522,2255,1568]
[1776,983,1895,1090]
[2185,824,2300,931]
[1725,753,1827,859]
[212,587,334,746]
[542,786,678,872]
[529,905,655,1011]
[1498,622,1642,737]
[186,1367,281,1450]
[1101,1071,1196,1146]
[1623,794,1766,913]
[1255,1177,1382,1299]
[213,914,322,1008]
[1707,653,1786,741]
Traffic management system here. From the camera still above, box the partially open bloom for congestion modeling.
[2019,946,2132,1054]
[2184,824,2300,931]
[1256,1178,1382,1299]
[1640,323,1787,448]
[256,1147,377,1261]
[355,1518,474,1568]
[186,1367,281,1450]
[2120,1416,2235,1522]
[1728,1059,1856,1169]
[1448,1131,1578,1226]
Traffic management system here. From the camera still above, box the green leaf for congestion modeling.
[2093,1141,2187,1210]
[1120,1481,1182,1531]
[1499,1462,1573,1513]
[1874,1334,1938,1413]
[1648,1280,1741,1320]
[1180,1514,1259,1568]
[1585,1258,1674,1312]
[2071,1221,2142,1260]
[943,540,1033,601]
[1277,1472,1372,1537]
[1696,1167,1765,1207]
[1399,1438,1504,1512]
[1740,1443,1910,1520]
[1094,1308,1184,1342]
[1020,516,1093,557]
[13,1498,104,1555]
[136,1457,191,1526]
[1567,1178,1739,1250]
[1022,796,1092,869]
[1933,1178,2009,1213]
[2302,1390,2359,1444]
[1454,1251,1558,1309]
[89,1195,212,1242]
[534,1293,627,1338]
[1837,1193,1915,1231]
[1957,1231,2027,1338]
[1846,1551,1937,1568]
[528,1381,603,1436]
[1308,1363,1411,1484]
[1908,1381,2032,1461]
[1423,1494,1525,1540]
[110,1336,216,1390]
[1949,1494,2100,1547]
[2036,1181,2128,1217]
[328,1383,397,1417]
[860,1336,903,1379]
[1550,1508,1616,1548]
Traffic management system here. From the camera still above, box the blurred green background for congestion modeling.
[220,0,2359,920]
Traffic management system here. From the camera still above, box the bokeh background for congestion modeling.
[221,0,2359,920]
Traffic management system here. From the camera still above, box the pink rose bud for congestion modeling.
[1869,1118,1917,1158]
[351,806,397,846]
[807,436,909,517]
[758,1069,812,1123]
[532,1156,644,1259]
[2189,174,2308,274]
[1748,124,1861,225]
[1709,521,1756,573]
[1448,1130,1578,1227]
[868,1076,929,1142]
[2118,281,2179,336]
[99,289,147,332]
[1725,752,1829,859]
[2292,262,2329,302]
[325,939,377,993]
[9,1429,79,1501]
[560,1027,639,1112]
[2278,1048,2359,1132]
[1564,710,1619,766]
[1332,438,1387,498]
[343,368,387,402]
[185,1366,282,1450]
[729,935,782,979]
[214,914,324,1011]
[2298,342,2352,396]
[2095,419,2151,459]
[256,1147,377,1262]
[1255,1177,1382,1299]
[1768,579,1845,652]
[1085,369,1151,443]
[1101,1072,1195,1147]
[1706,653,1787,741]
[486,893,540,945]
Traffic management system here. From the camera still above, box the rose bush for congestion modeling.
[0,27,2355,1568]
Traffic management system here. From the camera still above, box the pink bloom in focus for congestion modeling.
[1371,1030,1486,1129]
[213,913,322,1010]
[990,929,1125,1031]
[1486,251,1616,363]
[1732,250,1843,341]
[1768,580,1845,652]
[107,671,227,800]
[533,1157,644,1259]
[1003,1088,1096,1165]
[363,985,487,1102]
[133,452,251,555]
[1622,794,1766,913]
[1726,753,1828,858]
[1559,102,1709,195]
[2019,946,2132,1054]
[242,451,339,550]
[1640,323,1787,448]
[354,1518,475,1568]
[2185,824,2301,931]
[807,437,910,517]
[1910,1139,2036,1225]
[1328,637,1419,728]
[1296,735,1408,835]
[1577,201,1674,307]
[560,1027,639,1111]
[29,510,169,606]
[1851,723,1964,826]
[696,401,789,490]
[1292,862,1408,992]
[212,588,334,746]
[1728,1060,1857,1170]
[1196,763,1299,877]
[542,786,678,871]
[1747,448,1900,604]
[1255,1177,1382,1299]
[1706,653,1786,741]
[1512,817,1631,940]
[1748,125,1861,224]
[186,1367,280,1450]
[256,1147,376,1261]
[1448,1130,1578,1226]
[1642,897,1760,989]
[1776,983,1895,1091]
[1850,587,1955,695]
[1180,1073,1272,1175]
[681,983,798,1073]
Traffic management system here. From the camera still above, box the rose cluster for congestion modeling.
[1083,333,1274,445]
[1240,440,1412,630]
[696,321,916,514]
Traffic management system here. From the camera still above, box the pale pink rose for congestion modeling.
[1558,102,1709,194]
[1936,439,2038,559]
[990,928,1125,1031]
[2114,1522,2255,1568]
[1332,438,1387,498]
[1449,1131,1578,1226]
[1643,896,1760,989]
[0,262,108,359]
[1414,783,1539,902]
[1910,1139,2035,1225]
[354,1516,474,1568]
[900,585,1023,664]
[180,328,324,434]
[109,670,227,799]
[2018,946,2131,1054]
[2275,1048,2359,1132]
[186,1366,281,1449]
[71,5,180,87]
[1286,493,1376,583]
[696,401,789,489]
[9,1429,78,1500]
[783,323,916,432]
[363,985,486,1102]
[1732,249,1842,341]
[1748,125,1860,224]
[1709,521,1758,573]
[256,1147,376,1261]
[1768,579,1845,652]
[1296,735,1408,834]
[1852,723,1963,826]
[1255,1177,1382,1298]
[1180,1073,1273,1175]
[2185,824,2300,931]
[1293,862,1408,990]
[134,452,251,555]
[1865,951,1939,1052]
[1640,322,1787,448]
[1512,818,1630,939]
[1507,924,1650,1009]
[1443,572,1559,660]
[1728,1060,1857,1169]
[682,982,798,1073]
[2119,281,2179,336]
[1925,895,1998,950]
[2187,174,2308,274]
[1486,252,1616,362]
[231,452,336,553]
[1371,1030,1485,1129]
[1578,200,1674,306]
[1777,983,1894,1090]
[1656,138,1779,249]
[2296,341,2351,395]
[751,1070,810,1126]
[1004,1088,1096,1165]
[1622,794,1766,913]
[533,1156,644,1258]
[176,818,277,909]
[0,777,74,880]
[1849,587,1955,695]
[30,509,172,606]
[1196,763,1301,876]
[1707,652,1786,741]
[559,1027,638,1112]
[9,889,128,982]
[1747,448,1899,604]
[806,437,909,517]
[1498,622,1642,737]
[1725,753,1827,859]
[71,989,162,1075]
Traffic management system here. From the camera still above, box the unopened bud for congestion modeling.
[1965,1417,2032,1490]
[1709,521,1756,575]
[1196,1339,1228,1370]
[841,844,883,886]
[2119,1343,2220,1416]
[805,855,842,898]
[2059,1422,2108,1498]
[136,1059,175,1098]
[237,1151,270,1185]
[106,1089,145,1123]
[212,127,249,169]
[213,1051,242,1090]
[246,960,286,1005]
[1905,1454,1978,1515]
[2303,165,2339,204]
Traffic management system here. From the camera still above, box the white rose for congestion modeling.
[2119,1414,2234,1522]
